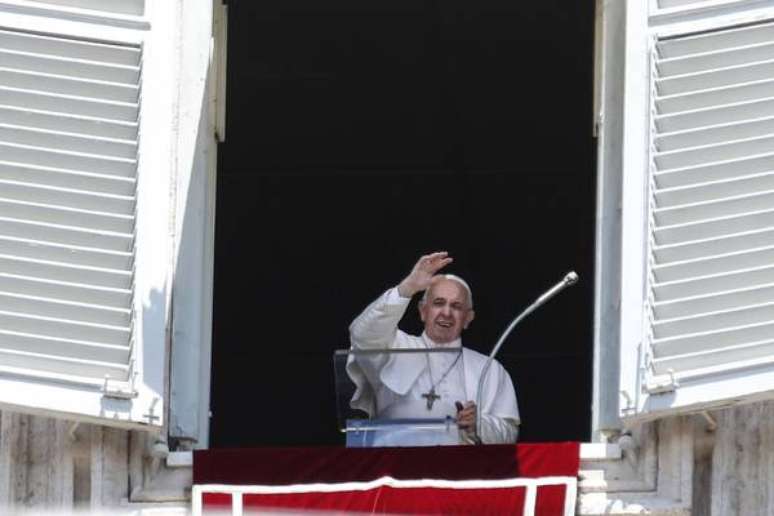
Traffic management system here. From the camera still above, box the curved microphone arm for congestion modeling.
[474,271,578,441]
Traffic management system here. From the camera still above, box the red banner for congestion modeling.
[194,443,580,515]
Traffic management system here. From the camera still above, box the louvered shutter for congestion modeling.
[632,18,774,418]
[0,26,164,428]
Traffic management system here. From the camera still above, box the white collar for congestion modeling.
[421,332,462,349]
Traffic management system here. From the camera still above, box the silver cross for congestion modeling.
[422,388,441,410]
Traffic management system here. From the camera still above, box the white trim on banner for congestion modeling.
[192,475,578,516]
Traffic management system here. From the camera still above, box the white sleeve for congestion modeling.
[478,415,520,444]
[346,287,412,416]
[349,287,411,350]
[477,360,521,444]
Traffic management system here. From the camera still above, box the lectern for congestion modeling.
[334,347,464,447]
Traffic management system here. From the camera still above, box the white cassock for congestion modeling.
[346,288,520,446]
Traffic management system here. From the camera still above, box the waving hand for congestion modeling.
[397,252,453,298]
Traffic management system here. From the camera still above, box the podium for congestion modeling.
[344,417,460,447]
[333,347,464,447]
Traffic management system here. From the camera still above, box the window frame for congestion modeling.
[592,0,627,439]
[166,0,224,447]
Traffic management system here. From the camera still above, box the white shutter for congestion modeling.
[0,24,163,428]
[632,16,774,418]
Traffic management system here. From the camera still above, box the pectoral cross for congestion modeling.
[422,388,441,410]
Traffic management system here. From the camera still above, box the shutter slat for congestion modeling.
[0,29,140,66]
[655,227,774,263]
[0,124,137,158]
[658,23,774,59]
[656,98,774,133]
[655,172,774,207]
[0,142,136,177]
[654,283,774,319]
[0,329,129,365]
[0,105,137,140]
[657,0,730,10]
[0,48,140,84]
[0,87,138,121]
[654,265,774,302]
[0,162,135,196]
[0,310,129,346]
[654,302,774,339]
[657,79,774,115]
[655,209,774,245]
[653,321,774,358]
[0,218,133,252]
[656,118,774,152]
[653,246,774,283]
[0,274,130,308]
[654,135,774,171]
[0,292,129,326]
[0,236,132,270]
[0,180,135,214]
[658,43,774,77]
[0,255,131,290]
[652,339,774,376]
[655,153,774,188]
[658,61,774,96]
[654,190,774,226]
[0,68,138,104]
[0,347,128,380]
[0,198,134,233]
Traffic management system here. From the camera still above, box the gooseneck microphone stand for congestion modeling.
[474,271,579,442]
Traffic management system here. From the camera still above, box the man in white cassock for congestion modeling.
[347,252,520,446]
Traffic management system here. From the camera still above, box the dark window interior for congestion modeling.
[211,0,596,446]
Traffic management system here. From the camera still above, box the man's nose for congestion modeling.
[440,305,453,316]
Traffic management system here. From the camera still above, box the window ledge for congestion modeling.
[580,442,622,461]
[170,444,623,470]
[167,451,193,468]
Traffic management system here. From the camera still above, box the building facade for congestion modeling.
[0,0,773,514]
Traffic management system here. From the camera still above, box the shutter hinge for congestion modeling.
[644,368,679,395]
[619,390,636,416]
[143,398,162,426]
[102,373,138,400]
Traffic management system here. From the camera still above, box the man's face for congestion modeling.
[419,279,475,344]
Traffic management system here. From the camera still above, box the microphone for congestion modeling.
[474,271,579,440]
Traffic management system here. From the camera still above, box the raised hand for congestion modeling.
[397,252,453,298]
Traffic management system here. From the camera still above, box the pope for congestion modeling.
[347,252,520,445]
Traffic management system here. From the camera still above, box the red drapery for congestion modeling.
[194,443,580,515]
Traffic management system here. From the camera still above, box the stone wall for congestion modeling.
[6,401,774,514]
[0,411,188,514]
[580,400,774,515]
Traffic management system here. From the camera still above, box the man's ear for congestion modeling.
[418,301,427,322]
[463,309,475,330]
